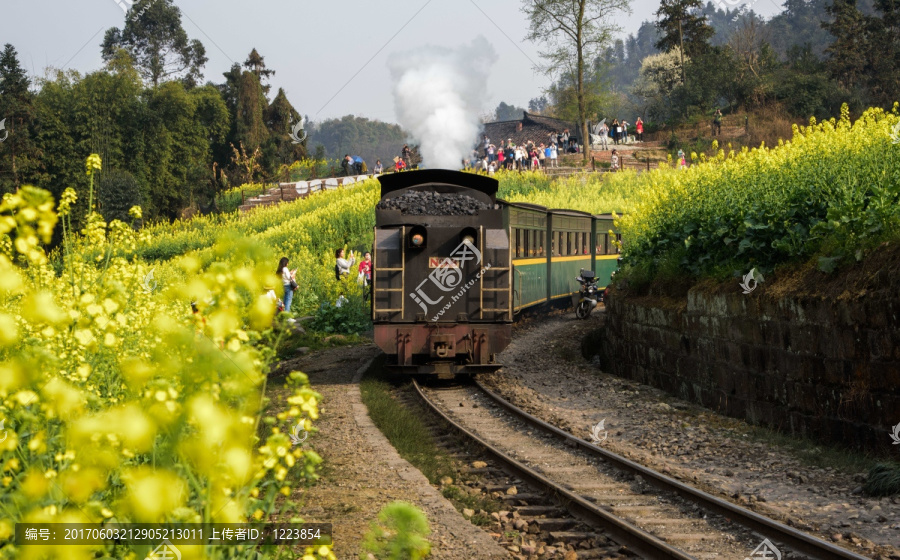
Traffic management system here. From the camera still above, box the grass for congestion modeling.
[863,464,900,496]
[359,364,502,524]
[359,365,455,485]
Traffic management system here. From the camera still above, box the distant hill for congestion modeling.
[308,115,411,167]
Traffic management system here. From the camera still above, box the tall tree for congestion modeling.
[822,0,869,91]
[244,48,275,95]
[528,96,550,113]
[494,101,527,121]
[655,0,715,58]
[523,0,632,164]
[865,0,900,104]
[0,44,40,194]
[266,87,307,170]
[101,0,207,87]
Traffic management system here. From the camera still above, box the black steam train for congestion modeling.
[372,169,621,378]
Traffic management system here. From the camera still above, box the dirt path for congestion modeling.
[268,344,508,559]
[480,311,900,560]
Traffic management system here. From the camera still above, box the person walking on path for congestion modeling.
[712,109,722,136]
[277,257,297,313]
[598,121,609,150]
[635,117,644,142]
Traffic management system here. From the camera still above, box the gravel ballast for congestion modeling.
[480,311,900,560]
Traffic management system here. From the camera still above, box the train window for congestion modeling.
[574,232,580,255]
[538,231,545,256]
[581,232,588,255]
[523,229,529,257]
[528,230,535,256]
[515,228,522,258]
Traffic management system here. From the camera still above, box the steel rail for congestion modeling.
[473,379,871,560]
[411,379,697,560]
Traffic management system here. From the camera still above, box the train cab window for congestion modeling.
[515,228,522,258]
[581,232,588,255]
[528,230,535,256]
[567,232,574,255]
[538,232,545,256]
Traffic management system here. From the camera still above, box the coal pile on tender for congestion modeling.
[377,190,492,215]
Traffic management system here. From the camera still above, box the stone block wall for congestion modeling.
[600,289,900,453]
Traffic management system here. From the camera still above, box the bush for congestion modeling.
[617,105,900,282]
[360,501,431,560]
[98,169,143,225]
[309,294,370,334]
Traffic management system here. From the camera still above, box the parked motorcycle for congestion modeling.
[574,268,601,319]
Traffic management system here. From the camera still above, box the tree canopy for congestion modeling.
[101,0,207,87]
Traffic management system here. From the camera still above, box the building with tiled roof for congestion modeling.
[480,112,580,149]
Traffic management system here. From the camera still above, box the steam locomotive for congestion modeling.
[372,170,620,377]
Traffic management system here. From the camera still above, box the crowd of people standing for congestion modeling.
[595,117,644,150]
[467,130,582,174]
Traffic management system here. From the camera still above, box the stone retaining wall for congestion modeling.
[599,288,900,453]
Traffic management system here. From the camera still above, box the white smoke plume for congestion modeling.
[389,37,496,170]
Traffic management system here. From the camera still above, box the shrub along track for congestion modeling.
[412,378,872,560]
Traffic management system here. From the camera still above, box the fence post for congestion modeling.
[647,158,650,172]
[241,189,244,205]
[592,156,595,171]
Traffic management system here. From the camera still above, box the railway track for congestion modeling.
[411,378,873,560]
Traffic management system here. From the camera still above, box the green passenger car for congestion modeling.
[504,202,621,314]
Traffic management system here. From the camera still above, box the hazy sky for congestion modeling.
[2,0,784,124]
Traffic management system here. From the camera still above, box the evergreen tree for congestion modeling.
[865,0,900,104]
[767,0,835,59]
[244,48,275,95]
[101,0,207,87]
[266,88,307,170]
[494,102,527,121]
[0,44,40,194]
[655,0,715,57]
[528,96,550,113]
[823,0,869,91]
[234,70,269,155]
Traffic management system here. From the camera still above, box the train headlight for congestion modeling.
[460,228,477,247]
[408,226,427,249]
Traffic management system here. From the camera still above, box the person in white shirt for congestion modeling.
[598,122,609,150]
[276,257,296,312]
[336,293,348,308]
[549,144,558,167]
[373,160,383,174]
[335,248,355,280]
